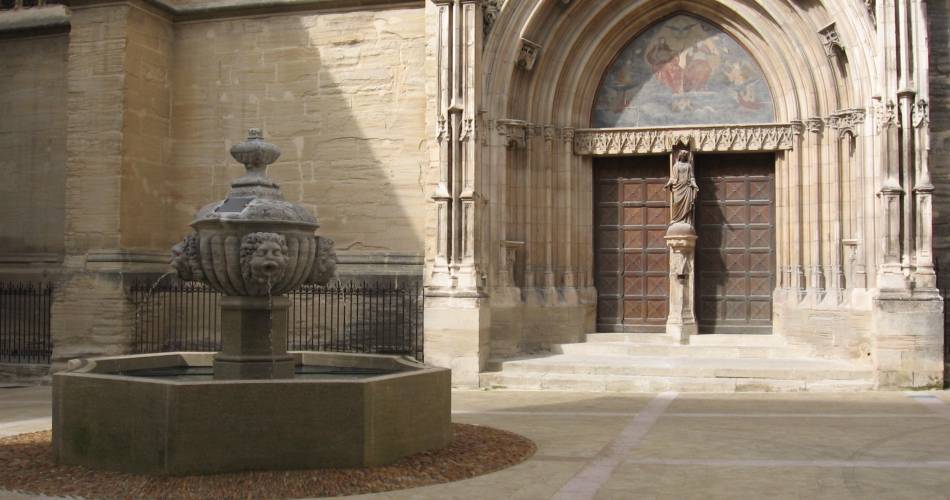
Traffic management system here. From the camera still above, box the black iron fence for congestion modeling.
[0,282,53,364]
[130,280,424,361]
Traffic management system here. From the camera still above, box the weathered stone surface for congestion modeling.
[0,34,67,260]
[52,352,452,475]
[170,8,428,255]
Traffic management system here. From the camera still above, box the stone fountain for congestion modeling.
[52,130,451,475]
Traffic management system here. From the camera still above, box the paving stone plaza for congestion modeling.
[5,386,950,499]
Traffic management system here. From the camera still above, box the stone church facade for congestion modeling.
[1,0,948,390]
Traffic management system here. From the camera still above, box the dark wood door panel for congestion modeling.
[695,153,775,335]
[594,156,670,333]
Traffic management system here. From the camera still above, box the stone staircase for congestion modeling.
[480,333,876,392]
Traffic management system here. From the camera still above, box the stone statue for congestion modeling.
[240,232,290,293]
[665,150,699,226]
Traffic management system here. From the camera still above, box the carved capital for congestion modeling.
[518,38,541,71]
[827,108,866,137]
[560,127,575,143]
[806,117,824,134]
[496,119,528,149]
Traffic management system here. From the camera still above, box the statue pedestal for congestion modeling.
[214,296,295,380]
[665,223,698,345]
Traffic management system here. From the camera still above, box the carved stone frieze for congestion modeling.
[572,124,799,155]
[518,38,541,71]
[819,22,845,59]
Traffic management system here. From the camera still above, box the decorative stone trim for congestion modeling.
[819,22,845,59]
[67,0,423,22]
[913,99,929,128]
[827,108,866,137]
[0,4,68,36]
[481,0,501,35]
[873,99,897,133]
[518,38,541,71]
[572,124,799,155]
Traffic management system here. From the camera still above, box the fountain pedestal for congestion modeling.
[214,296,294,380]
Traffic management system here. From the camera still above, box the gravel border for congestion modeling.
[0,424,536,499]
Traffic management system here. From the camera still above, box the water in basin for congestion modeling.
[117,365,398,381]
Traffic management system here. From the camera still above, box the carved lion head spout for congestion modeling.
[241,232,289,293]
[308,236,338,286]
[170,233,203,283]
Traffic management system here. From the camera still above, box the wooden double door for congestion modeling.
[594,153,775,334]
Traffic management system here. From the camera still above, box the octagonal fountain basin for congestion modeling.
[52,352,451,476]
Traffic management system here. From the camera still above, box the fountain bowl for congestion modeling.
[52,351,451,475]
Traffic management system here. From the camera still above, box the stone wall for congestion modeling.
[929,0,950,366]
[0,33,67,261]
[120,4,174,250]
[169,7,428,258]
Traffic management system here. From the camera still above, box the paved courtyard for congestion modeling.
[3,386,950,499]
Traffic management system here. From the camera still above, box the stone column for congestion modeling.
[424,0,490,386]
[665,224,697,344]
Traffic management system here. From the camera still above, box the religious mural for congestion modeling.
[592,15,775,128]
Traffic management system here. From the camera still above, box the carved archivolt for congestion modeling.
[572,124,799,155]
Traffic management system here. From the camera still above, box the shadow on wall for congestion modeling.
[168,8,428,264]
[927,1,950,357]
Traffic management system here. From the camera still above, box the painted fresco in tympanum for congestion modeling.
[592,15,775,128]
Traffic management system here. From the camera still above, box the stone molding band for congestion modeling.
[58,0,422,22]
[572,123,800,156]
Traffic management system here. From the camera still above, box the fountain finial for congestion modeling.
[229,128,281,192]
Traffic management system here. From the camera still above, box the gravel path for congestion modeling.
[0,424,535,499]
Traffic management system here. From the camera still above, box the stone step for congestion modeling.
[584,333,788,347]
[484,354,873,385]
[553,342,816,359]
[478,371,876,393]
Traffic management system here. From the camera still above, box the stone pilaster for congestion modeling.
[424,0,489,386]
[51,1,173,368]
